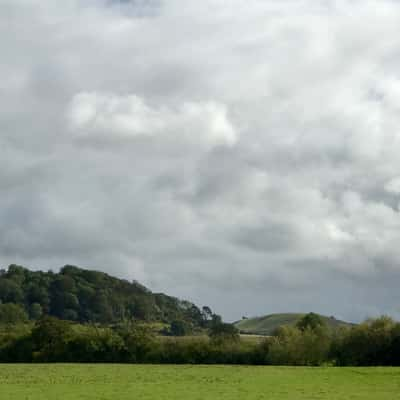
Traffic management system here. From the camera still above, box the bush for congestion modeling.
[0,315,399,366]
[118,323,157,362]
[31,316,73,361]
[267,325,330,366]
[332,316,399,366]
[209,321,240,344]
[67,327,124,362]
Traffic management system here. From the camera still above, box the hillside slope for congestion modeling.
[0,264,210,327]
[235,313,353,335]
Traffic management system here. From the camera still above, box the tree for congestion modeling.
[31,317,72,361]
[0,279,24,304]
[118,323,156,362]
[201,306,213,325]
[0,303,28,324]
[26,284,50,310]
[29,303,43,320]
[211,314,222,325]
[389,323,400,366]
[209,320,239,343]
[170,320,191,336]
[185,305,203,326]
[0,264,212,328]
[132,296,154,320]
[267,325,330,366]
[296,313,325,332]
[67,326,125,363]
[49,276,78,318]
[332,316,397,366]
[6,264,27,285]
[91,291,114,322]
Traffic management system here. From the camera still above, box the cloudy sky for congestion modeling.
[1,0,400,322]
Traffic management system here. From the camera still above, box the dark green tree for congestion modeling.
[297,313,325,332]
[209,319,239,343]
[0,279,24,304]
[29,303,43,320]
[31,317,73,361]
[170,319,191,336]
[0,303,28,324]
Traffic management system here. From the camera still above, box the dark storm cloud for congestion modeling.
[1,0,400,321]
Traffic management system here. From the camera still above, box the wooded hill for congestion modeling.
[0,264,212,328]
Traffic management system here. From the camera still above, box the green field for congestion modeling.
[0,365,399,400]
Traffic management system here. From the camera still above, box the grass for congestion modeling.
[157,334,265,344]
[0,365,399,399]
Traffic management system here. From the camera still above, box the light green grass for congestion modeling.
[1,365,400,399]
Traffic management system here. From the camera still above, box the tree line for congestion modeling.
[0,264,212,328]
[0,313,399,365]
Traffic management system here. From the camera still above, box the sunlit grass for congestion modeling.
[0,364,399,400]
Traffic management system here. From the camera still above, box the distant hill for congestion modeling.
[0,264,211,328]
[234,313,353,335]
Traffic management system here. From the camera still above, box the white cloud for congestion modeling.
[325,222,354,243]
[68,92,237,148]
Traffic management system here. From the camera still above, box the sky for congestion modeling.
[1,0,400,322]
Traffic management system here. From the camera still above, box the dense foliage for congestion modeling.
[0,265,399,365]
[0,314,399,365]
[0,264,212,329]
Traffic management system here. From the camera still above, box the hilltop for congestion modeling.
[234,313,353,335]
[0,264,212,328]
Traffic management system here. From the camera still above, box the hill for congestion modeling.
[235,313,353,335]
[0,264,211,328]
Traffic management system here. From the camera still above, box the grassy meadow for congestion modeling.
[0,365,399,400]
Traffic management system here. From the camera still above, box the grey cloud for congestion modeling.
[233,222,298,253]
[1,0,400,322]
